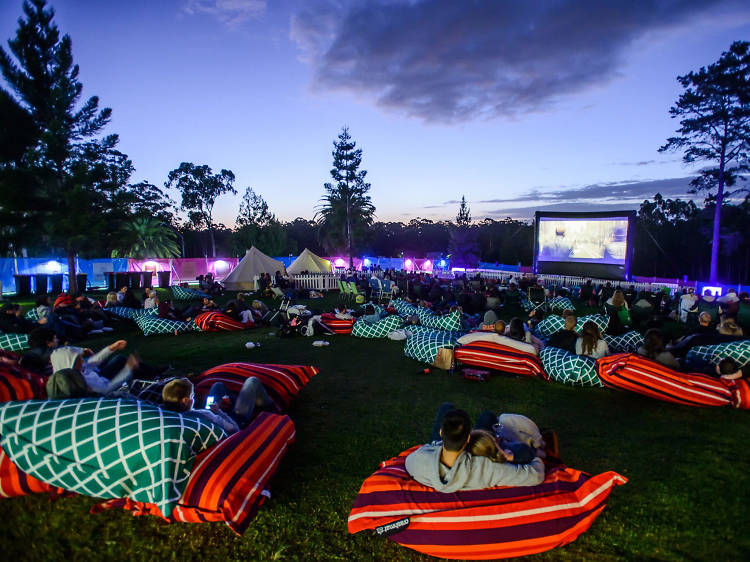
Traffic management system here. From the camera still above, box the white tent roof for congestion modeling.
[223,247,287,290]
[287,248,332,275]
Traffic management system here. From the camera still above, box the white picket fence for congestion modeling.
[291,274,340,292]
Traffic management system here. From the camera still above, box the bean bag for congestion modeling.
[404,330,462,366]
[725,378,750,409]
[0,398,227,517]
[0,448,63,498]
[548,296,575,313]
[455,341,548,380]
[90,412,296,534]
[0,333,29,352]
[535,316,566,338]
[0,363,47,402]
[352,315,405,338]
[319,313,355,335]
[390,299,418,317]
[576,315,609,334]
[194,363,318,410]
[193,311,248,332]
[602,331,645,353]
[414,306,436,324]
[685,339,750,368]
[134,315,199,336]
[24,308,39,321]
[596,354,734,408]
[104,306,158,320]
[170,285,211,301]
[348,447,627,560]
[421,310,462,332]
[540,347,602,387]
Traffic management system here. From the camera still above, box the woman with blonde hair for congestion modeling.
[104,292,119,308]
[576,321,609,358]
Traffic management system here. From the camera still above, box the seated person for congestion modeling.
[251,299,270,322]
[0,303,35,334]
[200,297,219,312]
[361,304,382,324]
[157,299,191,322]
[143,289,159,309]
[637,329,680,369]
[508,317,544,354]
[120,288,142,309]
[715,357,748,381]
[457,320,537,355]
[669,314,744,358]
[694,311,716,335]
[604,289,630,336]
[547,314,578,353]
[104,292,119,308]
[503,283,521,306]
[405,405,544,493]
[575,321,609,359]
[48,342,139,398]
[19,327,59,375]
[162,377,239,434]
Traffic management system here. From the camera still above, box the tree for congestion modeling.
[0,0,129,293]
[165,162,236,257]
[448,197,479,267]
[659,41,750,283]
[456,195,471,227]
[233,187,289,256]
[236,187,274,228]
[316,127,375,267]
[111,216,181,258]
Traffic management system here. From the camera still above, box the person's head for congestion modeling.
[718,317,742,336]
[440,408,472,452]
[364,304,375,315]
[643,329,666,356]
[1,303,20,315]
[35,294,50,307]
[508,317,526,341]
[237,292,246,302]
[162,378,194,412]
[580,321,601,355]
[698,312,712,327]
[468,429,505,463]
[251,300,263,310]
[119,286,127,293]
[717,357,743,380]
[28,327,58,350]
[50,346,84,374]
[493,319,506,334]
[611,290,625,307]
[106,292,118,305]
[561,309,575,319]
[564,315,577,331]
[46,369,87,399]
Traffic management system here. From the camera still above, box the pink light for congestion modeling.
[423,260,432,269]
[405,259,413,269]
[142,260,160,272]
[213,259,229,273]
[335,258,346,267]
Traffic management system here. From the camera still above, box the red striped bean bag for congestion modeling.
[0,448,64,498]
[725,378,750,409]
[193,311,248,332]
[455,341,549,380]
[91,412,295,534]
[320,313,355,334]
[596,353,733,408]
[193,363,318,410]
[348,447,626,560]
[0,363,47,403]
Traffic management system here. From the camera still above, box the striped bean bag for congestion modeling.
[404,330,462,366]
[352,315,405,338]
[576,315,609,334]
[421,310,462,331]
[0,448,63,498]
[319,313,355,335]
[0,398,227,517]
[455,342,548,380]
[193,311,248,332]
[540,347,602,387]
[685,339,750,368]
[134,315,199,336]
[348,447,627,560]
[194,363,318,410]
[725,378,750,409]
[602,331,645,353]
[0,364,47,402]
[548,296,575,313]
[596,354,734,408]
[170,285,211,301]
[104,306,158,320]
[535,316,566,338]
[0,334,29,352]
[90,412,296,534]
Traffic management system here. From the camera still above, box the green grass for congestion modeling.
[1,291,749,561]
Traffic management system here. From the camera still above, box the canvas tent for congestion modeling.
[223,247,286,290]
[287,248,332,275]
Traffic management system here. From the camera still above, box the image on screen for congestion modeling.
[537,218,629,265]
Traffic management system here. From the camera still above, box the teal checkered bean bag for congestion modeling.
[576,314,609,334]
[421,310,462,331]
[404,325,465,338]
[105,306,159,320]
[170,285,210,301]
[24,308,39,321]
[602,331,645,353]
[540,347,603,387]
[414,306,436,323]
[404,329,462,366]
[0,398,227,517]
[351,315,404,338]
[0,334,29,352]
[135,315,200,336]
[390,299,418,317]
[359,303,384,315]
[549,296,575,313]
[535,316,566,338]
[685,339,750,368]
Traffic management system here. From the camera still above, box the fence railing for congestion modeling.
[291,274,340,292]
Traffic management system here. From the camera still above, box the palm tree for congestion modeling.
[111,216,181,258]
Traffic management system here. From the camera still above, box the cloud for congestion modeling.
[289,0,740,122]
[183,0,266,26]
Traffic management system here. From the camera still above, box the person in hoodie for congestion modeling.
[49,341,138,397]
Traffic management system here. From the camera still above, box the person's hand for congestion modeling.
[125,354,139,370]
[109,340,127,352]
[209,403,220,414]
[502,449,514,462]
[38,316,48,325]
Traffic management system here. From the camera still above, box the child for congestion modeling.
[162,378,239,434]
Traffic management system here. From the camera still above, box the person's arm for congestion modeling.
[207,405,240,433]
[87,340,127,367]
[473,455,545,488]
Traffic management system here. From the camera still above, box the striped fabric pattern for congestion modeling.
[548,296,575,313]
[0,333,30,352]
[193,311,248,332]
[90,412,296,534]
[727,379,750,410]
[540,347,602,387]
[319,313,355,334]
[0,364,47,402]
[194,363,318,410]
[170,285,211,301]
[684,340,750,368]
[134,315,200,336]
[348,448,627,560]
[404,330,462,365]
[0,398,227,517]
[602,331,645,353]
[455,342,549,380]
[0,448,63,498]
[352,315,405,338]
[596,353,733,407]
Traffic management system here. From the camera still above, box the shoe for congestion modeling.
[101,327,114,332]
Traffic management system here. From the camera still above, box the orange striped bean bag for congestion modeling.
[455,341,549,380]
[320,313,355,334]
[0,363,47,403]
[91,412,295,534]
[193,311,248,332]
[349,447,626,560]
[0,448,63,498]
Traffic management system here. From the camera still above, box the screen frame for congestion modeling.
[532,210,636,280]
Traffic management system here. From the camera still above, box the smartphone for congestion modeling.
[205,396,215,409]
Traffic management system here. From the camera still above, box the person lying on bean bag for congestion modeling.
[457,319,538,356]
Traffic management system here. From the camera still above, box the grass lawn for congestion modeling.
[1,290,749,561]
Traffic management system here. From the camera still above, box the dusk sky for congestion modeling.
[2,0,749,227]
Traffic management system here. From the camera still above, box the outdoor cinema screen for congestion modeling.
[533,211,635,280]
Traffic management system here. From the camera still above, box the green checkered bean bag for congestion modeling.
[602,331,645,353]
[135,315,200,336]
[0,334,29,352]
[404,325,464,338]
[535,316,566,338]
[24,308,39,321]
[404,330,462,365]
[414,306,436,323]
[390,299,418,317]
[0,398,227,517]
[576,314,609,334]
[685,340,750,368]
[351,315,404,338]
[170,285,210,301]
[359,303,384,315]
[421,310,462,331]
[549,296,575,313]
[105,306,158,320]
[540,347,603,387]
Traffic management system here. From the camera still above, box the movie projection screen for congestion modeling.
[533,211,635,280]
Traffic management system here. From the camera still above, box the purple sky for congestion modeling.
[2,0,749,226]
